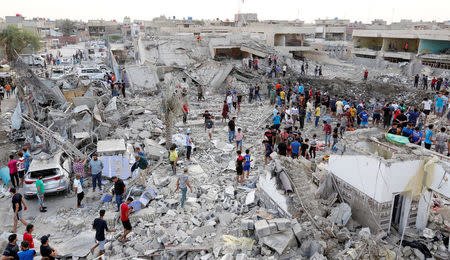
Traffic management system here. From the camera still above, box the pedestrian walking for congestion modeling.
[135,155,149,186]
[17,152,25,188]
[120,198,133,242]
[8,155,18,188]
[205,117,214,140]
[169,145,178,175]
[222,101,229,122]
[176,169,192,208]
[91,209,116,257]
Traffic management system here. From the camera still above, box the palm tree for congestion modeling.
[0,25,41,61]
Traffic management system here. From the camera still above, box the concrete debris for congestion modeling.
[328,203,352,225]
[1,22,448,260]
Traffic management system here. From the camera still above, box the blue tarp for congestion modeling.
[0,167,10,186]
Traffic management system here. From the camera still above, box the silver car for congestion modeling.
[23,152,71,199]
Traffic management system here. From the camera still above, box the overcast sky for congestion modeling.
[1,0,449,23]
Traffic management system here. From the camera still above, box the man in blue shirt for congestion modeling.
[18,240,36,260]
[88,154,104,192]
[435,94,445,117]
[424,124,434,150]
[273,113,281,130]
[402,124,413,138]
[23,147,32,172]
[410,127,423,145]
[358,109,369,128]
[290,140,301,158]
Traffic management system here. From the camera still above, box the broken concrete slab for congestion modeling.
[254,220,271,238]
[328,203,352,225]
[144,138,167,160]
[260,229,297,255]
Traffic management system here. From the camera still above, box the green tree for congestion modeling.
[60,19,76,37]
[0,25,41,61]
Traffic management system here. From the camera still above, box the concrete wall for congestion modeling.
[419,39,450,54]
[327,155,449,203]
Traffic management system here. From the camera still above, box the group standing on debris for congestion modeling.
[3,48,450,260]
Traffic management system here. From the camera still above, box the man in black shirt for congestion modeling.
[2,234,19,260]
[228,117,236,143]
[40,236,56,260]
[10,188,28,233]
[301,139,310,158]
[203,110,211,131]
[264,125,274,146]
[235,151,244,185]
[278,141,287,156]
[394,110,408,128]
[112,176,126,212]
[91,210,116,257]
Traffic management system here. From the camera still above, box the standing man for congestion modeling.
[120,198,133,242]
[91,209,116,257]
[17,152,25,188]
[254,85,262,102]
[40,235,57,260]
[74,174,84,208]
[282,64,287,77]
[185,131,193,161]
[2,234,19,260]
[414,74,419,88]
[88,154,103,193]
[359,109,369,128]
[112,176,126,212]
[323,121,332,147]
[36,174,46,213]
[22,147,32,173]
[182,103,188,124]
[10,188,28,233]
[424,124,435,150]
[228,117,236,144]
[363,69,368,81]
[176,169,192,208]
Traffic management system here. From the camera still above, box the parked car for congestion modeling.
[23,152,71,199]
[75,67,104,80]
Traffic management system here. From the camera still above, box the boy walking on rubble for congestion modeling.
[91,209,116,257]
[176,169,192,208]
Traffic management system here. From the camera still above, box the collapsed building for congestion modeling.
[0,18,448,260]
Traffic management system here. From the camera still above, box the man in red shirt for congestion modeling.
[120,198,133,242]
[23,224,34,248]
[182,104,188,124]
